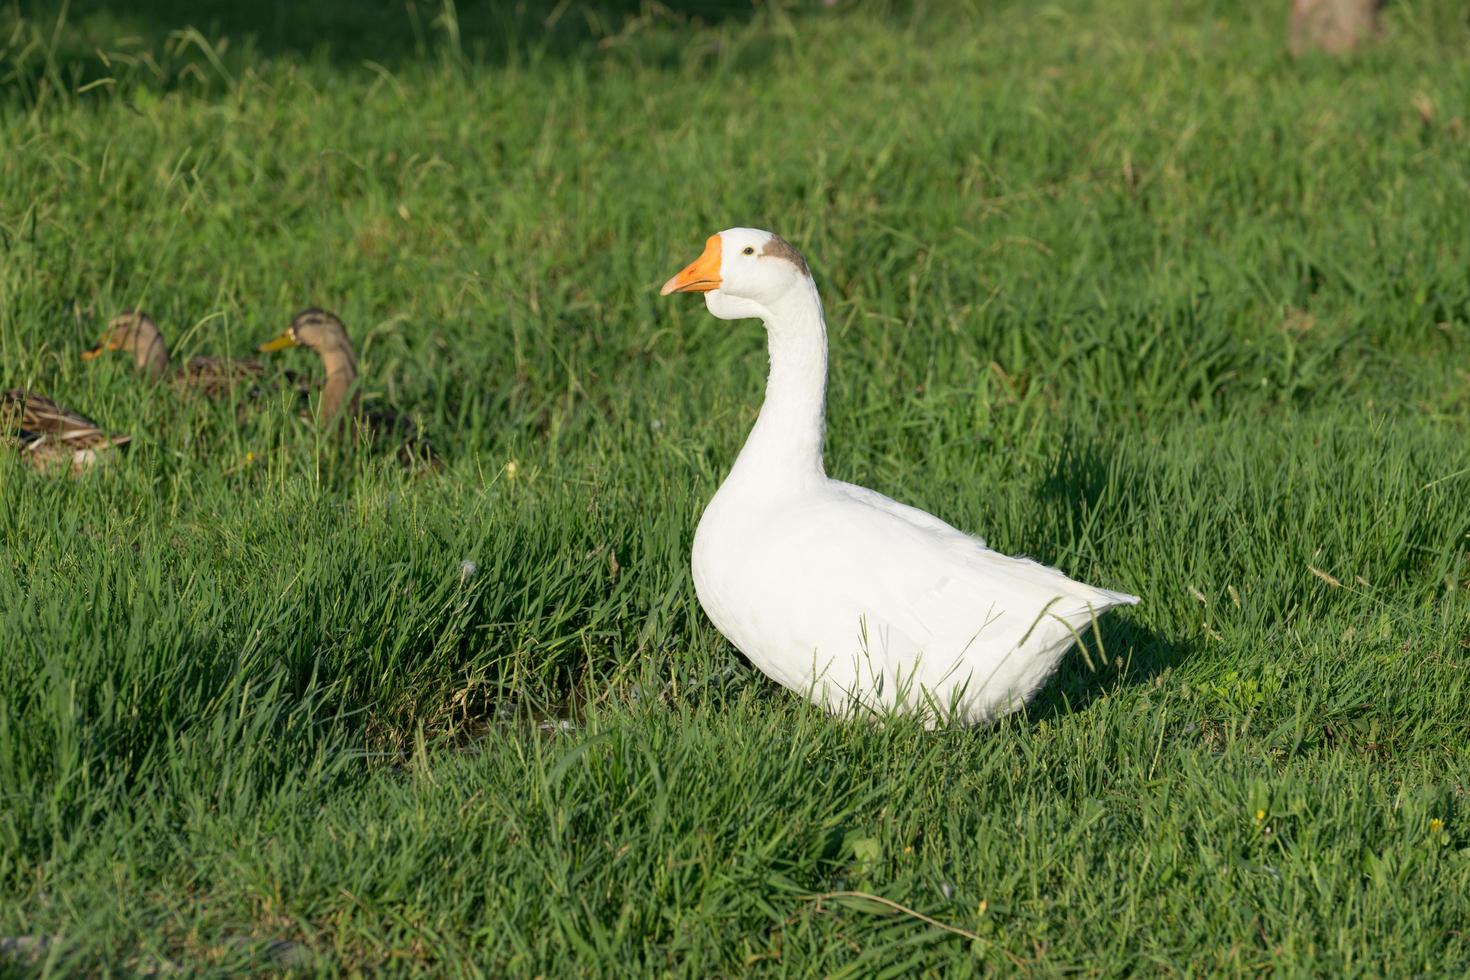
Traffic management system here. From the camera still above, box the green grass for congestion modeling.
[2,0,1469,973]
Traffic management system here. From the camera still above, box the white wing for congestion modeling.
[830,480,987,548]
[740,488,1136,721]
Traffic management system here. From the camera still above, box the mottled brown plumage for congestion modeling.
[2,389,131,474]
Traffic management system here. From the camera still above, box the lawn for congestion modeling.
[2,0,1469,973]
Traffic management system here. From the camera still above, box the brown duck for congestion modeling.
[2,389,131,474]
[83,311,266,398]
[258,308,436,466]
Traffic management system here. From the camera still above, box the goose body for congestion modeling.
[662,229,1138,727]
[2,389,130,474]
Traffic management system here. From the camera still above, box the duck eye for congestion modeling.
[742,246,755,255]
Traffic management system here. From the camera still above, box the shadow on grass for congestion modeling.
[1026,428,1190,723]
[1027,616,1191,726]
[3,0,772,100]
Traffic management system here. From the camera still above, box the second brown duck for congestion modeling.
[83,311,266,399]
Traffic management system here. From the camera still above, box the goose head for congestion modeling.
[82,311,169,380]
[660,227,813,321]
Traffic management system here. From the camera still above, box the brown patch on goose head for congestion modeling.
[760,234,809,277]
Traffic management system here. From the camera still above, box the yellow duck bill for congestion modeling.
[257,329,299,353]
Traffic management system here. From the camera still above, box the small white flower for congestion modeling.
[459,560,478,583]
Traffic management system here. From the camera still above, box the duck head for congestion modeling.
[258,308,355,360]
[82,311,169,380]
[259,308,360,423]
[660,228,813,321]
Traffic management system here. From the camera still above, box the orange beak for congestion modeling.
[659,235,723,296]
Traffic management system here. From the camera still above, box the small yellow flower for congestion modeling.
[505,460,518,479]
[1255,809,1266,822]
[243,451,256,464]
[1429,818,1445,834]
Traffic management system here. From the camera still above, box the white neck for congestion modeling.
[727,280,828,491]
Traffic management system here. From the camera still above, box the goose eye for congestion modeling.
[742,246,755,255]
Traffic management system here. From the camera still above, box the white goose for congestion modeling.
[661,228,1139,728]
